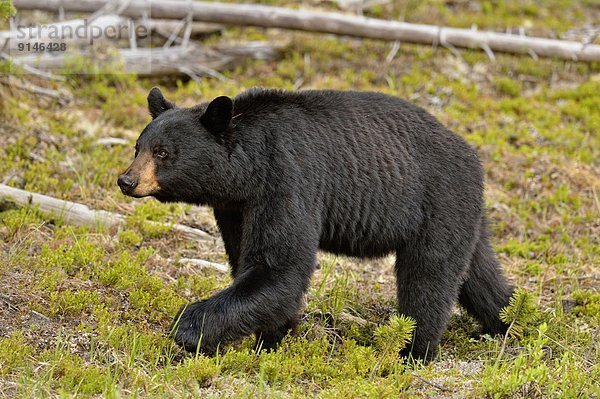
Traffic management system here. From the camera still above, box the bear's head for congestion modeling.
[117,87,247,207]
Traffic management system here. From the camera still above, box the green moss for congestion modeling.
[117,229,143,247]
[96,248,153,289]
[169,356,221,389]
[47,289,102,318]
[34,341,108,396]
[0,207,48,238]
[125,200,188,238]
[0,332,33,376]
[0,0,16,20]
[39,239,105,276]
[494,77,523,97]
[478,323,595,398]
[572,290,600,318]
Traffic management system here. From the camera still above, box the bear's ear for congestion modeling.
[200,96,233,135]
[148,87,175,119]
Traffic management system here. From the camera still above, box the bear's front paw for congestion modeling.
[169,301,219,355]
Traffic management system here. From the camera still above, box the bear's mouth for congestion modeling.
[117,172,161,197]
[117,151,161,197]
[130,178,161,197]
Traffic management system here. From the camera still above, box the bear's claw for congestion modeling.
[170,301,217,355]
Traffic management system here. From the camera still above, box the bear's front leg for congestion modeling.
[171,264,313,354]
[171,208,319,354]
[213,209,243,278]
[254,318,299,351]
[170,299,223,354]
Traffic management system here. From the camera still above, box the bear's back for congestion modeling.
[232,89,483,257]
[232,88,464,160]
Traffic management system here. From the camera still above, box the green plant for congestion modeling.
[0,0,15,20]
[500,289,541,340]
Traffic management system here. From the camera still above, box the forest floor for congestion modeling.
[0,0,599,397]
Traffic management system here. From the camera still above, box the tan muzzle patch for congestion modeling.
[128,151,160,197]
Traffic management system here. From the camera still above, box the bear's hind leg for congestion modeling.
[459,222,513,335]
[395,244,467,362]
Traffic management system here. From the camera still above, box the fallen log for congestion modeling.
[0,52,65,81]
[93,137,130,146]
[0,184,214,241]
[146,19,224,38]
[0,15,224,53]
[10,41,279,77]
[12,0,600,61]
[1,11,273,78]
[0,76,72,104]
[175,258,229,274]
[1,15,222,54]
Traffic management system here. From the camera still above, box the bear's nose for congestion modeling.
[117,174,137,194]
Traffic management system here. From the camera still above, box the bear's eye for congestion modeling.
[156,149,168,159]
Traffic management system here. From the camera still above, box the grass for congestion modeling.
[1,0,599,397]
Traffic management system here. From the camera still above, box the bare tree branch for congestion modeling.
[0,184,215,242]
[12,0,600,61]
[10,42,279,77]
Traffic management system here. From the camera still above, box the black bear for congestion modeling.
[118,87,513,361]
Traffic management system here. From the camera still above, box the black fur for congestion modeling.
[122,87,514,361]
